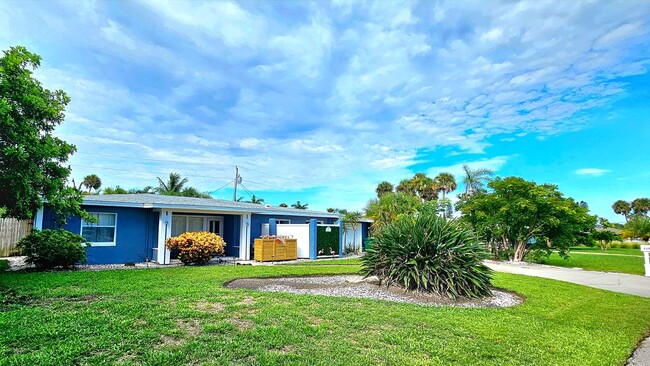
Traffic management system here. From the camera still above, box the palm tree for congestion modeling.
[156,172,188,195]
[247,195,265,204]
[461,164,493,196]
[631,198,650,216]
[81,174,102,193]
[396,178,416,196]
[434,172,457,200]
[291,201,308,209]
[612,200,632,222]
[375,181,394,198]
[279,203,288,207]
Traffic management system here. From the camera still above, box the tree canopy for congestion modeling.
[457,176,595,261]
[291,201,308,209]
[0,46,87,222]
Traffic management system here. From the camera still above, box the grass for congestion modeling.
[0,260,7,272]
[539,251,644,275]
[1,263,649,365]
[569,247,644,257]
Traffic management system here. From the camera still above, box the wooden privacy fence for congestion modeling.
[0,218,31,256]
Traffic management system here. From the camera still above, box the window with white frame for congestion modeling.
[306,220,325,224]
[81,213,117,246]
[275,219,290,224]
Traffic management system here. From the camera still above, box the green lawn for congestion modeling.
[569,247,644,257]
[1,264,650,365]
[541,252,645,275]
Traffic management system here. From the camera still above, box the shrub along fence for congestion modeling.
[0,218,31,256]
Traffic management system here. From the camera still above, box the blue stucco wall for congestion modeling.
[43,205,156,264]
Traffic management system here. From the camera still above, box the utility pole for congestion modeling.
[233,165,240,201]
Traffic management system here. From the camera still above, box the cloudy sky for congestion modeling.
[2,0,649,222]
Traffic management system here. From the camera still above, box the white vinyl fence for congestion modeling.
[0,218,31,256]
[277,224,311,258]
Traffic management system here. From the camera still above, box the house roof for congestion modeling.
[81,194,342,218]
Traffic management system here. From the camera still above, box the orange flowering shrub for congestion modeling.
[165,231,226,265]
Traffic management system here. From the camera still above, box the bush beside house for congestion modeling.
[16,229,88,269]
[165,232,226,265]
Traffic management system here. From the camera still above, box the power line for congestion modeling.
[209,180,235,194]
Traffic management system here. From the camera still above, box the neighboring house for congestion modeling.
[34,194,371,265]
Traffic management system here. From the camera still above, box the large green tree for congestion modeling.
[458,177,595,261]
[0,46,87,222]
[622,215,650,242]
[365,192,423,233]
[396,173,438,202]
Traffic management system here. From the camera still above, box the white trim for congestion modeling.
[33,207,44,230]
[239,214,251,260]
[80,212,118,247]
[157,210,172,264]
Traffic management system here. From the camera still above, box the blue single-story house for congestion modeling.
[34,194,371,265]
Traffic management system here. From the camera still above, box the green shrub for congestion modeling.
[525,248,551,263]
[361,213,492,299]
[16,229,88,269]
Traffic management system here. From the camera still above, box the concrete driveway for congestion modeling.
[485,260,650,298]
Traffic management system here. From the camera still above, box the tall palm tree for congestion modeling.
[434,172,457,200]
[247,194,265,204]
[612,200,632,222]
[632,198,650,216]
[81,174,102,193]
[396,178,416,196]
[156,172,188,195]
[461,164,493,196]
[291,201,308,209]
[375,181,394,198]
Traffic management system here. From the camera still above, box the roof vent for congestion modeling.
[264,204,272,208]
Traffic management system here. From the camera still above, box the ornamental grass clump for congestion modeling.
[165,232,226,265]
[361,213,492,299]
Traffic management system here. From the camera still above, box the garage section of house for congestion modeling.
[34,194,362,265]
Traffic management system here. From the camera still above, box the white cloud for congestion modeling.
[576,168,611,176]
[3,0,649,212]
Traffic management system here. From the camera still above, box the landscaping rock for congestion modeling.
[227,275,522,308]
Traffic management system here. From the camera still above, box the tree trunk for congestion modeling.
[513,241,527,262]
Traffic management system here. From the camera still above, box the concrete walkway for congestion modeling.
[485,260,650,298]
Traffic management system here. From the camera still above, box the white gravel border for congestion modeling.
[228,275,522,308]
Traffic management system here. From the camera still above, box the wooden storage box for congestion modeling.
[254,238,298,261]
[254,239,276,261]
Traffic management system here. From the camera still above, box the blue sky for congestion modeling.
[2,1,649,222]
